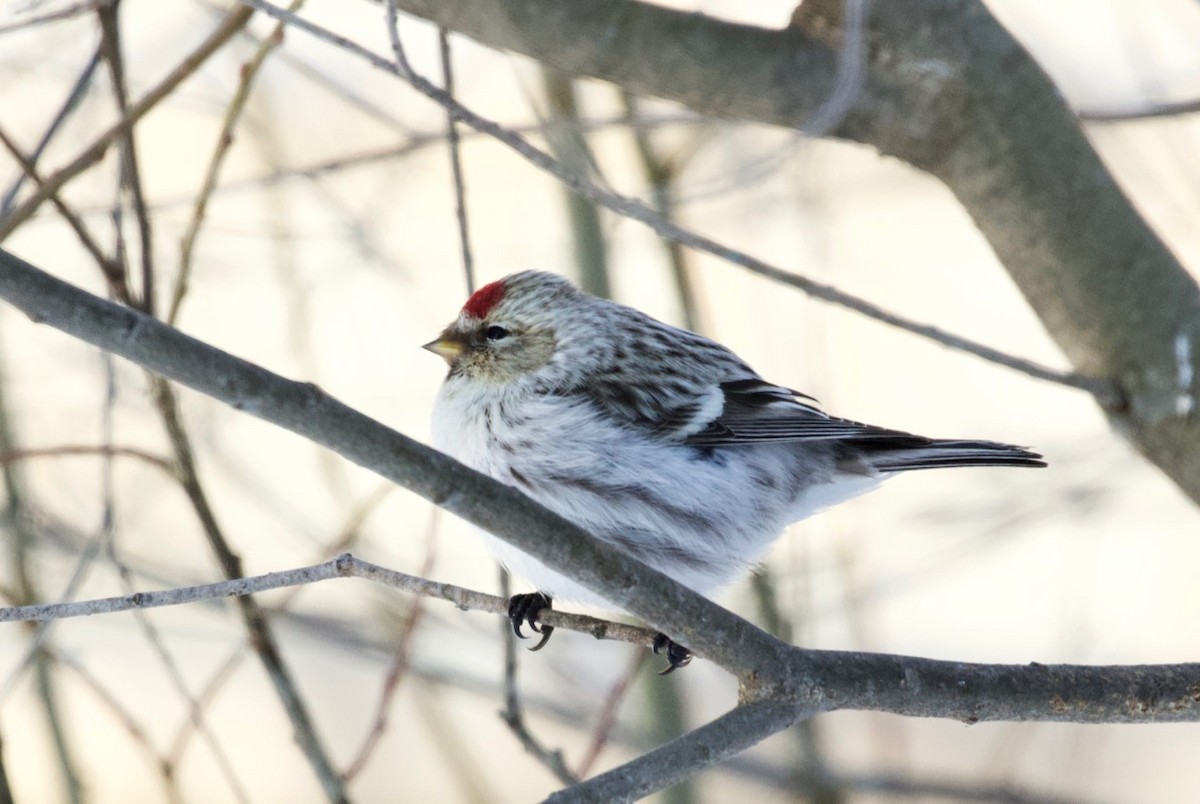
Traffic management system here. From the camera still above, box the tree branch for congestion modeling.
[0,247,775,673]
[4,248,1200,797]
[547,700,809,803]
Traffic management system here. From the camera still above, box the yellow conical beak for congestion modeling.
[423,335,465,364]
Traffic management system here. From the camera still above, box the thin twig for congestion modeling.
[0,445,173,474]
[340,513,439,781]
[0,0,103,36]
[170,0,301,325]
[232,0,1121,405]
[497,567,581,786]
[0,553,656,645]
[165,645,247,773]
[382,0,413,78]
[574,650,646,779]
[0,45,102,216]
[0,341,84,802]
[148,378,347,803]
[96,0,156,313]
[0,124,125,301]
[438,26,474,293]
[0,5,256,241]
[56,654,179,802]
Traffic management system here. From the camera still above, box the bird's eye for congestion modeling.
[485,325,510,341]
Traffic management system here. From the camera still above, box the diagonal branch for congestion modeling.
[0,246,788,680]
[2,247,1199,713]
[4,247,1200,797]
[547,700,810,803]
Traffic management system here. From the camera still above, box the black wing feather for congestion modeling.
[685,380,1045,470]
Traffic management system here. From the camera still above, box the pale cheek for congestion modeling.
[473,335,557,382]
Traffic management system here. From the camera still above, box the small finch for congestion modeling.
[426,271,1044,670]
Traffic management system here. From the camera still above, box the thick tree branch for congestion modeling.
[383,0,1200,504]
[4,248,1200,797]
[0,247,786,681]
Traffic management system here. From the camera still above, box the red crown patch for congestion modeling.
[462,280,505,319]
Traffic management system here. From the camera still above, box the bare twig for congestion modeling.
[149,378,347,803]
[0,5,255,241]
[0,730,14,804]
[56,654,180,802]
[0,0,102,36]
[0,45,102,216]
[171,1,301,324]
[498,568,581,786]
[574,650,646,779]
[0,124,124,300]
[96,0,156,313]
[341,516,438,781]
[438,26,474,293]
[0,345,85,804]
[0,554,655,645]
[0,445,173,474]
[232,0,1120,405]
[500,694,580,786]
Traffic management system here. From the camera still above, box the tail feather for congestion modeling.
[851,438,1046,472]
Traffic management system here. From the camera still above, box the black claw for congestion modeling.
[507,592,555,651]
[652,633,693,675]
[528,628,553,652]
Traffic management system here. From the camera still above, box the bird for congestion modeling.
[425,271,1044,671]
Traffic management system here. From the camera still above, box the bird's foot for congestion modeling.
[507,592,554,651]
[652,633,693,675]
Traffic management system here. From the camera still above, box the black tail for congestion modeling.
[851,437,1046,472]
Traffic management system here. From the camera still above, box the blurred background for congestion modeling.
[1,0,1199,801]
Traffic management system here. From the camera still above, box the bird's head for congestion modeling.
[424,271,581,384]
